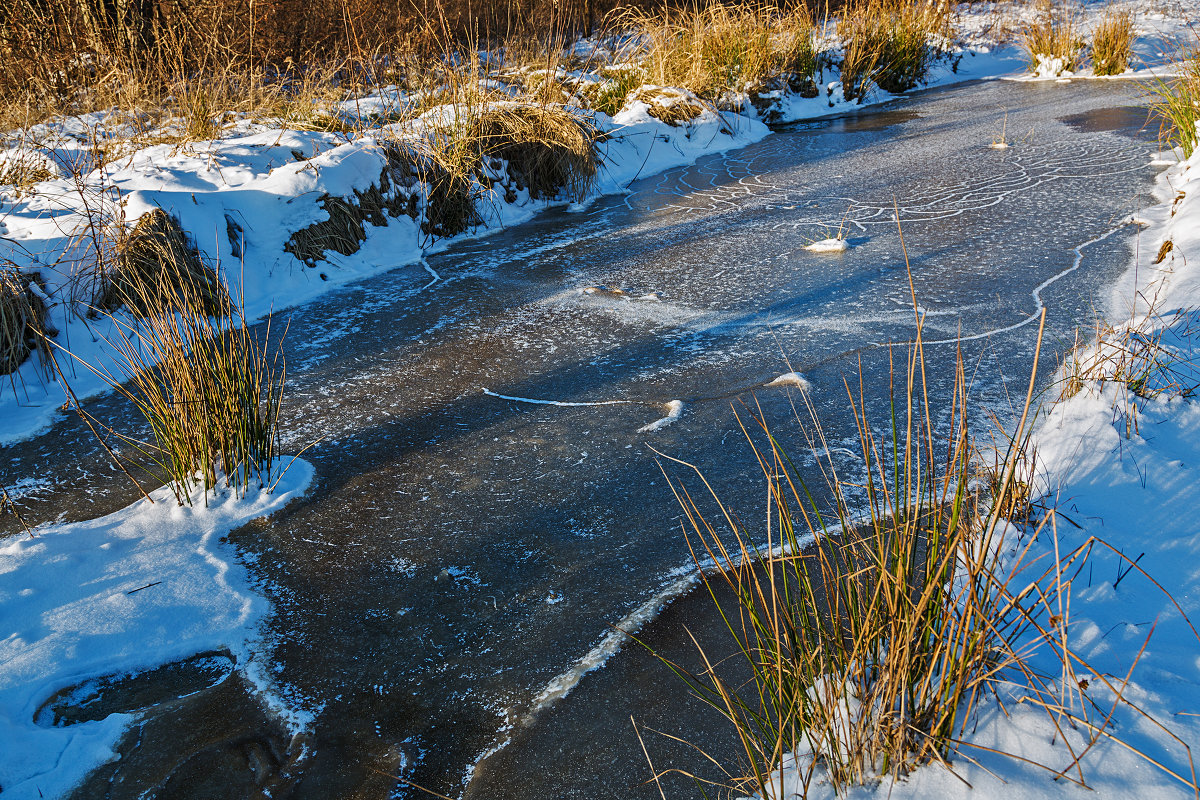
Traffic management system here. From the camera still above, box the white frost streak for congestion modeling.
[481,388,632,407]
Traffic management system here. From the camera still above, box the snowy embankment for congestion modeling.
[0,460,313,800]
[0,19,1035,447]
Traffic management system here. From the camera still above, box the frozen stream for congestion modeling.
[2,78,1164,798]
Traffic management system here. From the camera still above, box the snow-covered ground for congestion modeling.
[0,459,314,799]
[2,1,1200,798]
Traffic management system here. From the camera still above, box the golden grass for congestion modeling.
[614,2,819,102]
[1149,38,1200,158]
[1090,8,1134,76]
[838,0,950,100]
[408,99,599,238]
[1020,0,1083,75]
[625,86,707,125]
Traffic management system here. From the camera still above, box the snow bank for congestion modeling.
[0,460,314,800]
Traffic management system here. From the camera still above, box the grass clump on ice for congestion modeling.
[58,225,285,503]
[1089,8,1134,76]
[837,0,950,101]
[1020,0,1083,76]
[616,2,819,103]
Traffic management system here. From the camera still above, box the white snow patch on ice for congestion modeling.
[805,238,850,253]
[766,372,812,390]
[0,459,315,800]
[638,400,684,433]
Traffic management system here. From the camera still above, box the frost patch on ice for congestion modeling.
[805,237,850,253]
[638,400,684,433]
[3,476,52,501]
[766,372,812,390]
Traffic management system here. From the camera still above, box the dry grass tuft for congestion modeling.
[1155,239,1174,264]
[655,325,1038,793]
[1057,311,1200,406]
[56,264,287,503]
[1090,8,1134,76]
[475,104,598,199]
[1149,38,1200,158]
[616,2,819,102]
[838,0,950,100]
[625,86,707,125]
[0,148,56,193]
[0,268,52,378]
[581,66,648,116]
[101,209,230,318]
[1021,0,1084,76]
[404,100,598,239]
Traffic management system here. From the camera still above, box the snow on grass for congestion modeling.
[0,459,314,800]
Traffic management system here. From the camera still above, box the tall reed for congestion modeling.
[653,293,1200,796]
[657,315,1040,794]
[1090,8,1134,76]
[838,0,949,100]
[1020,0,1083,76]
